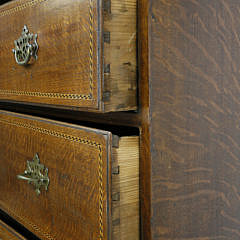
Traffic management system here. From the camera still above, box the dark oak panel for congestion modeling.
[150,0,240,239]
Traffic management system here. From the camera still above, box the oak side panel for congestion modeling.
[150,0,240,239]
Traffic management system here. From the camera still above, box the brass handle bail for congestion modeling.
[17,153,49,196]
[12,25,38,66]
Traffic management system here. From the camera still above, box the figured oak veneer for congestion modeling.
[0,0,137,112]
[149,0,240,239]
[0,220,26,240]
[0,110,139,240]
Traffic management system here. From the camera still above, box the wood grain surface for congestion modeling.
[0,110,110,240]
[0,0,137,112]
[2,0,239,239]
[104,0,137,112]
[0,110,140,240]
[0,220,26,240]
[138,0,151,239]
[150,0,240,239]
[0,1,151,239]
[112,136,139,240]
[0,0,99,109]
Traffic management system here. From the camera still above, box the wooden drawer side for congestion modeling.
[112,136,139,240]
[103,0,137,112]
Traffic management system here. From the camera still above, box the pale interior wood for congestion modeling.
[112,136,139,240]
[104,0,137,112]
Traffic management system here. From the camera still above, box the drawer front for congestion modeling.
[0,110,111,240]
[0,0,137,112]
[0,220,26,240]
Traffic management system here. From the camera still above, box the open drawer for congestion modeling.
[0,110,139,239]
[0,0,137,112]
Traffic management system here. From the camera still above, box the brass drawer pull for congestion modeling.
[12,25,38,66]
[17,153,49,195]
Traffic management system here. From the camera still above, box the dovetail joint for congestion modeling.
[112,135,120,148]
[104,64,110,74]
[112,192,120,201]
[112,166,120,175]
[112,218,120,226]
[102,91,111,102]
[103,0,111,14]
[104,32,110,43]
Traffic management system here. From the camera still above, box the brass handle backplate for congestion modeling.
[12,25,38,66]
[17,153,49,196]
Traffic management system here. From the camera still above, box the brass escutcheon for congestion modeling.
[17,153,49,196]
[12,25,38,65]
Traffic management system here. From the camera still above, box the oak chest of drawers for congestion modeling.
[2,1,240,240]
[0,0,142,239]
